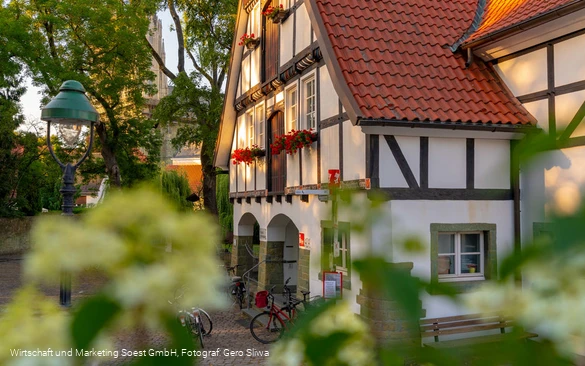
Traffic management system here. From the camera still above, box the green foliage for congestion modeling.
[72,296,121,351]
[159,170,193,212]
[216,173,232,240]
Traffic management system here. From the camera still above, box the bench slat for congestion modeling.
[422,322,514,338]
[420,312,501,325]
[423,332,538,349]
[420,317,506,331]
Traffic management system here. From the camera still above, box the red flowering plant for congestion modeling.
[238,33,256,46]
[262,4,284,19]
[232,145,266,165]
[271,129,318,155]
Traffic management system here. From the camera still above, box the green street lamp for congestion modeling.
[41,80,99,307]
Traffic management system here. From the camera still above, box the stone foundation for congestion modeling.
[356,262,421,349]
[230,235,255,276]
[297,248,310,299]
[258,241,283,292]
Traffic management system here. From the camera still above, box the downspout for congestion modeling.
[511,140,522,285]
[465,48,474,68]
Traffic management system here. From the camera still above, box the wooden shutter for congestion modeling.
[268,111,286,193]
[262,0,279,82]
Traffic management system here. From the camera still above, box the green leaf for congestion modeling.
[72,295,121,351]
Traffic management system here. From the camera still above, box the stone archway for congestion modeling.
[259,214,299,294]
[232,213,259,278]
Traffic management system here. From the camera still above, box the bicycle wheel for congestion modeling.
[196,319,205,348]
[250,311,284,344]
[199,309,213,336]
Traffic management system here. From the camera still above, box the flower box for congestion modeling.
[263,5,290,24]
[232,145,266,165]
[238,33,260,50]
[270,129,318,155]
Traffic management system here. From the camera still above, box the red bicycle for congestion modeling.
[249,278,311,344]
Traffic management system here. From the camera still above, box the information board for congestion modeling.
[322,271,343,299]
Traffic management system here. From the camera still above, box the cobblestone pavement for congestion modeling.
[0,255,272,365]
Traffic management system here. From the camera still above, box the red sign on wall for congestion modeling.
[328,169,340,187]
[299,232,305,248]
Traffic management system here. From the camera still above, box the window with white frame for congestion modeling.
[302,76,316,130]
[321,221,351,288]
[247,111,254,147]
[286,86,298,131]
[249,3,260,39]
[438,232,483,280]
[255,103,265,148]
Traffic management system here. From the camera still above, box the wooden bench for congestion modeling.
[420,313,538,349]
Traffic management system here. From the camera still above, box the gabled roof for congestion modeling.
[463,0,584,47]
[306,0,536,126]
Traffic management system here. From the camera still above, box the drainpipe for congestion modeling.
[511,141,522,285]
[465,48,474,68]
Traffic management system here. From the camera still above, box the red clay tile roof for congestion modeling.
[312,0,536,125]
[465,0,580,45]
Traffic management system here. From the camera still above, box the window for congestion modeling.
[438,232,483,279]
[286,86,298,131]
[302,76,316,130]
[255,104,265,148]
[430,224,496,290]
[321,221,351,289]
[249,2,260,38]
[247,111,254,147]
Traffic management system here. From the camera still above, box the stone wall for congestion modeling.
[230,235,255,276]
[297,248,310,299]
[356,262,422,350]
[258,241,284,292]
[0,217,35,255]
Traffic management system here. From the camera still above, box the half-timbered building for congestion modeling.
[214,0,585,336]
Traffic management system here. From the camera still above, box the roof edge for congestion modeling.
[461,0,585,50]
[451,0,487,52]
[305,0,363,124]
[357,118,537,133]
[213,1,247,170]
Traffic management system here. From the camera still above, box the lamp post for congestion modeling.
[41,80,99,307]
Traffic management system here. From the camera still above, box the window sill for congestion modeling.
[430,279,486,294]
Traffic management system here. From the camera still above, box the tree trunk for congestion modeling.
[200,141,217,216]
[96,123,122,187]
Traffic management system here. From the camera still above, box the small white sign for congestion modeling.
[304,238,311,250]
[259,228,267,241]
[295,189,329,195]
[324,280,336,298]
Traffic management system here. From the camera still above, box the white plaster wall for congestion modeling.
[554,33,585,87]
[342,121,366,180]
[555,90,585,137]
[301,144,318,185]
[379,135,408,188]
[320,125,339,184]
[250,48,260,88]
[389,200,515,318]
[319,66,338,120]
[395,135,420,185]
[295,3,311,52]
[256,161,267,190]
[230,138,237,192]
[429,137,466,189]
[494,48,547,96]
[474,139,510,189]
[237,163,246,192]
[280,11,294,66]
[241,56,250,93]
[523,99,549,133]
[245,163,254,191]
[287,153,300,187]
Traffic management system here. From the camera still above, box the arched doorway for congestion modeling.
[259,214,299,294]
[233,213,260,284]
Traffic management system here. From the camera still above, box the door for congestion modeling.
[268,111,286,193]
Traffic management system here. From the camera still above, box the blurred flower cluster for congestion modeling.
[1,187,224,364]
[269,302,375,366]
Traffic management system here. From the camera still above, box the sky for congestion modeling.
[19,10,191,128]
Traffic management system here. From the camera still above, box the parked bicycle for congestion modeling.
[225,264,247,309]
[249,278,313,344]
[169,287,213,348]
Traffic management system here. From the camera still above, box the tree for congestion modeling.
[150,0,237,215]
[4,0,162,189]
